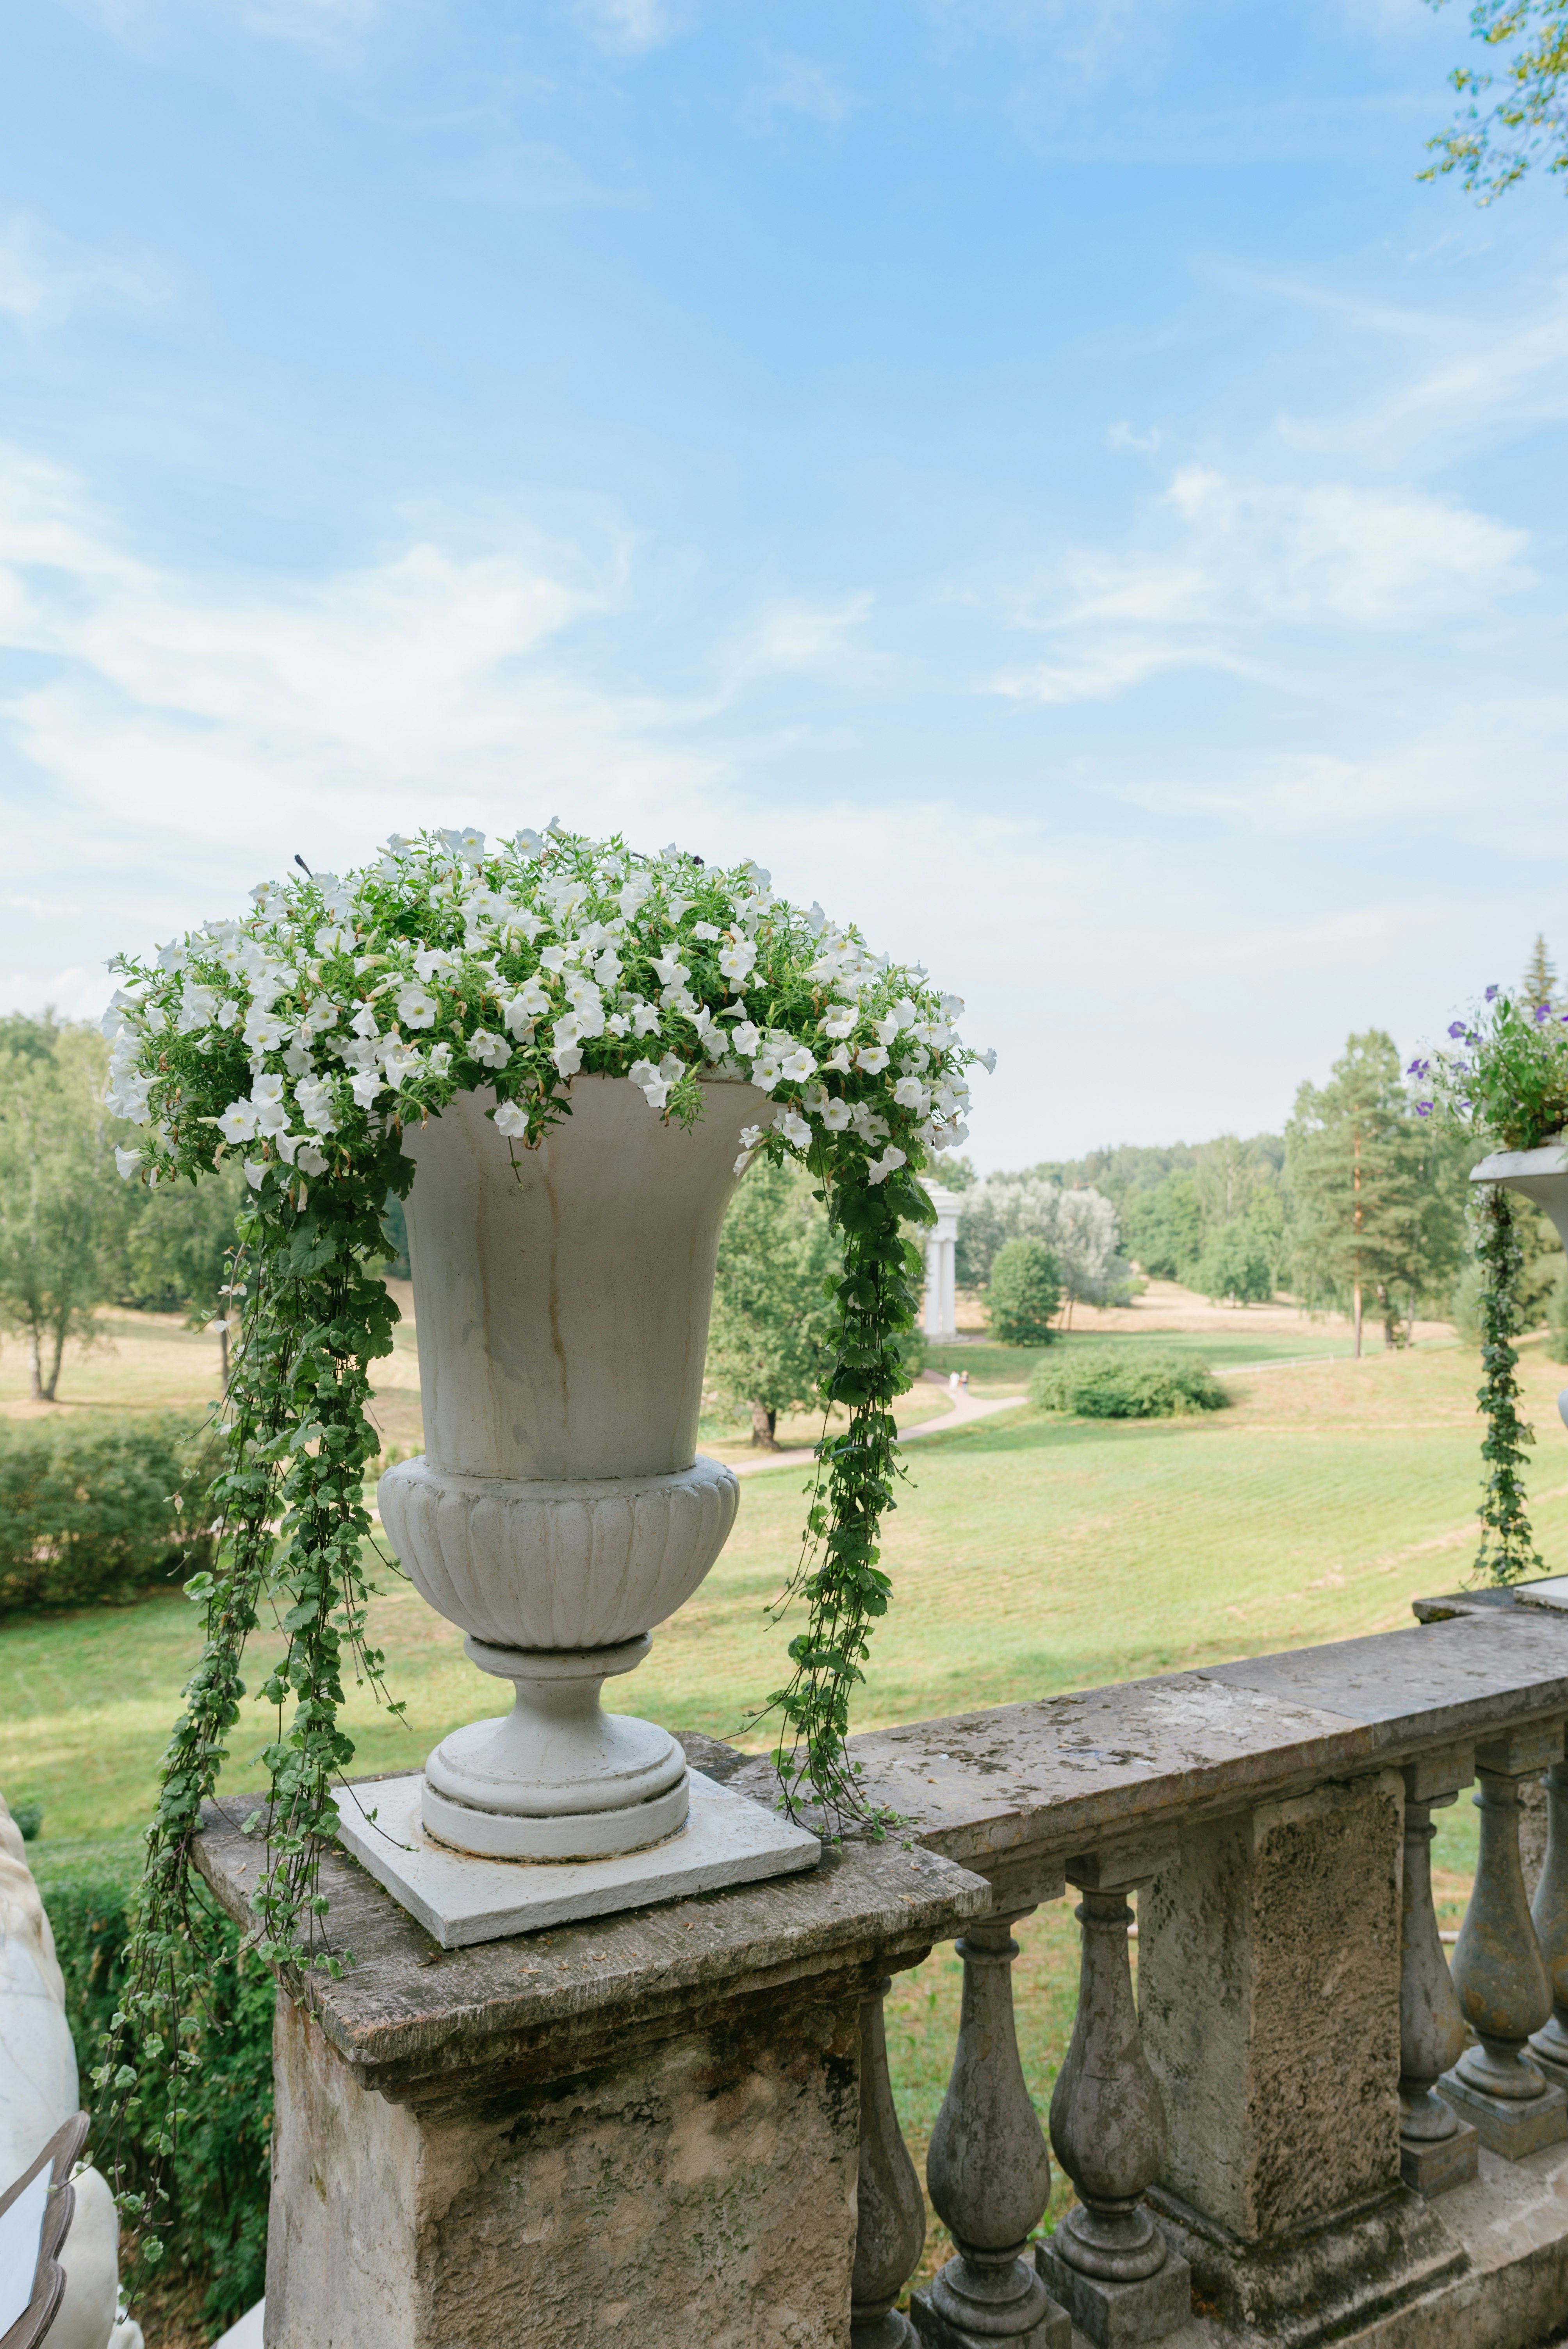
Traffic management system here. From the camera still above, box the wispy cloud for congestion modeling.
[0,215,172,332]
[576,0,685,56]
[992,466,1529,703]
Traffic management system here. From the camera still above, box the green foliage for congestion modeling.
[44,1852,273,2328]
[379,1190,412,1280]
[1522,934,1560,1015]
[1473,1187,1543,1584]
[121,1162,248,1318]
[1027,1347,1228,1420]
[1422,986,1568,1150]
[11,1801,43,1841]
[1286,1031,1454,1344]
[1122,1173,1203,1281]
[0,1022,128,1401]
[985,1239,1062,1346]
[764,1157,930,1827]
[706,1157,841,1440]
[0,1416,219,1615]
[1195,1222,1275,1306]
[1422,0,1568,202]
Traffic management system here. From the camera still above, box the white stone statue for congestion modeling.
[0,1796,142,2349]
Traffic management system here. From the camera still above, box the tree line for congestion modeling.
[0,1013,247,1400]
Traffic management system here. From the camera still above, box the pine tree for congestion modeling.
[1285,1032,1428,1356]
[1521,933,1558,1013]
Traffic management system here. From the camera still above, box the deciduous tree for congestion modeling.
[705,1156,840,1447]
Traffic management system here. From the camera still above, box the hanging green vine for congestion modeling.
[89,823,986,2255]
[1414,982,1565,1588]
[1472,1184,1543,1586]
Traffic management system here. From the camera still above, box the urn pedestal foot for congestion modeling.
[423,1633,691,1861]
[335,1770,821,1948]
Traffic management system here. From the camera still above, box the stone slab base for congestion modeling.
[1037,2239,1191,2346]
[1139,2135,1568,2347]
[1436,2063,1568,2159]
[1399,2119,1479,2198]
[910,2290,1071,2349]
[1146,2181,1466,2349]
[335,1768,820,1947]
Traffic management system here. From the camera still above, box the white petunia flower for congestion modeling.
[874,1015,900,1048]
[750,1053,784,1090]
[296,1142,328,1177]
[774,1107,811,1150]
[295,1077,338,1133]
[893,1077,929,1111]
[428,1041,453,1077]
[691,921,721,941]
[413,948,458,983]
[849,1101,889,1142]
[821,1097,852,1131]
[866,1146,907,1185]
[731,1020,761,1057]
[738,1124,764,1149]
[779,1046,816,1082]
[469,1029,511,1070]
[252,1073,285,1102]
[823,1044,852,1076]
[855,1044,890,1073]
[217,1101,258,1144]
[253,1096,289,1135]
[733,1150,754,1176]
[350,1069,384,1109]
[243,1010,290,1053]
[114,1146,143,1180]
[553,1042,583,1076]
[978,1049,998,1073]
[718,939,757,983]
[821,1007,856,1039]
[493,1100,529,1137]
[631,1002,662,1037]
[244,1161,266,1191]
[397,986,437,1031]
[606,1011,630,1038]
[350,1002,382,1039]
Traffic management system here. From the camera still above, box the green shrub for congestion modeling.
[1028,1347,1228,1419]
[40,1848,274,2330]
[1549,1261,1568,1364]
[0,1415,219,1615]
[986,1239,1062,1346]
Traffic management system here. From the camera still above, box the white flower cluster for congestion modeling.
[103,825,988,1197]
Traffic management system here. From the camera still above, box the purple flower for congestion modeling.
[1448,1020,1466,1038]
[1536,1005,1552,1024]
[1485,984,1500,1003]
[1416,1102,1433,1117]
[1407,1057,1430,1079]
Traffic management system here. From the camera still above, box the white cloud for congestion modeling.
[992,467,1530,703]
[0,215,171,333]
[0,966,113,1023]
[727,594,876,683]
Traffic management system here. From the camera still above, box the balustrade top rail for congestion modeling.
[730,1608,1568,1880]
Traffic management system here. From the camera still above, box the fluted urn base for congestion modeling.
[378,1454,739,1864]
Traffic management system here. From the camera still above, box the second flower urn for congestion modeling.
[340,1075,820,1943]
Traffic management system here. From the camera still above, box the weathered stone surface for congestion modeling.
[1399,2118,1478,2198]
[730,1613,1568,1890]
[194,1790,988,2098]
[266,1968,861,2349]
[1139,1773,1406,2241]
[1144,2135,1568,2346]
[1036,2237,1190,2345]
[198,1786,989,2349]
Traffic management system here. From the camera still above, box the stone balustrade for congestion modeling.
[194,1588,1568,2349]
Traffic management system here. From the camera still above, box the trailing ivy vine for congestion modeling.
[91,825,985,2255]
[1414,982,1565,1588]
[1472,1185,1543,1586]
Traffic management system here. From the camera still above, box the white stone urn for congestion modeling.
[378,1074,768,1863]
[1471,1142,1568,1251]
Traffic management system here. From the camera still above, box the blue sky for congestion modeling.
[3,0,1565,1168]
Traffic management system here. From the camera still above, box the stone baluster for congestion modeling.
[912,1894,1071,2349]
[1037,1836,1189,2346]
[1397,1747,1479,2194]
[1440,1722,1568,2157]
[1529,1750,1568,2091]
[853,1978,926,2349]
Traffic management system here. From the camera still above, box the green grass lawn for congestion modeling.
[924,1327,1455,1395]
[9,1328,1544,2333]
